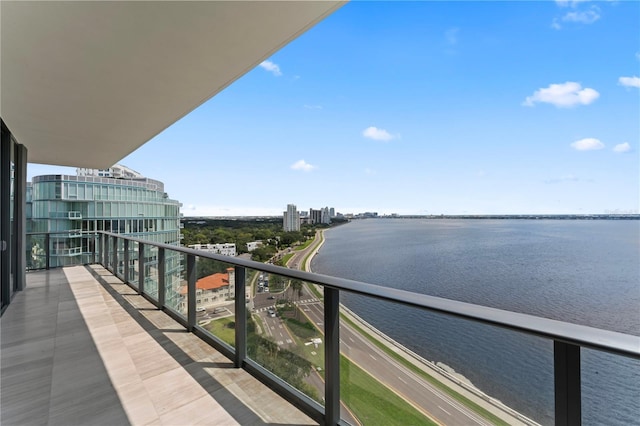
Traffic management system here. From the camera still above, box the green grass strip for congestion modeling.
[281,252,295,265]
[340,355,437,426]
[340,314,509,426]
[300,232,324,300]
[295,238,314,251]
[205,316,236,347]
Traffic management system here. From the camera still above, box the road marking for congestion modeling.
[438,406,451,416]
[341,341,351,350]
[348,337,354,343]
[398,376,407,384]
[369,354,376,361]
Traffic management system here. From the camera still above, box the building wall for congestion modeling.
[27,171,183,305]
[283,203,300,231]
[188,243,236,257]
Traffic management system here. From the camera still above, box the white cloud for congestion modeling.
[551,19,563,30]
[613,142,632,153]
[362,126,397,142]
[259,60,282,76]
[636,52,640,61]
[618,76,640,88]
[445,27,459,45]
[570,138,605,151]
[562,8,600,24]
[290,159,317,172]
[523,82,599,108]
[556,0,591,7]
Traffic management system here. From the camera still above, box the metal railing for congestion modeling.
[27,231,640,426]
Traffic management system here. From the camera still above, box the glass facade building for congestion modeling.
[26,170,183,300]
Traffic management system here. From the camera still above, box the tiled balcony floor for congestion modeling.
[1,265,316,425]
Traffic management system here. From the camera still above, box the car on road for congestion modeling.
[267,309,276,318]
[268,295,275,300]
[196,307,206,313]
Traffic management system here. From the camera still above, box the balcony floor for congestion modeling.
[1,265,316,425]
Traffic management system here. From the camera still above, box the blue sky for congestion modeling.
[29,1,639,216]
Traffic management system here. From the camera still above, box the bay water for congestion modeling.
[311,219,640,425]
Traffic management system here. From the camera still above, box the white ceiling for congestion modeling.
[1,1,345,168]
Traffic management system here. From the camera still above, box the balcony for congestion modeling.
[1,266,315,425]
[4,231,639,425]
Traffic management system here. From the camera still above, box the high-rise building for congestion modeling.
[309,208,322,225]
[321,206,331,224]
[283,204,300,231]
[27,165,182,268]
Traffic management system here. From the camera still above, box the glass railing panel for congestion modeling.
[116,238,125,280]
[582,348,640,426]
[26,233,47,270]
[246,269,323,404]
[164,250,185,317]
[193,257,236,348]
[129,240,139,289]
[338,294,553,426]
[107,235,114,271]
[145,245,159,301]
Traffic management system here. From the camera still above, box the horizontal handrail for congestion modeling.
[97,230,639,360]
[27,230,640,425]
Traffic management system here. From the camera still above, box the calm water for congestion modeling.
[311,219,640,426]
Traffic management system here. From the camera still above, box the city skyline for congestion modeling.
[27,1,639,216]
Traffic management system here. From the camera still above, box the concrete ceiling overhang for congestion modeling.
[0,1,345,168]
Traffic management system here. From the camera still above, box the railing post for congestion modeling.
[158,247,165,308]
[554,341,581,426]
[187,254,196,332]
[234,266,247,368]
[112,234,118,277]
[138,242,145,295]
[123,239,130,284]
[324,286,340,426]
[45,233,50,270]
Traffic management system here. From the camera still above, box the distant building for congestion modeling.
[283,204,300,231]
[321,207,331,224]
[246,241,263,252]
[309,208,322,225]
[76,164,144,179]
[179,268,235,312]
[329,207,335,218]
[188,243,236,257]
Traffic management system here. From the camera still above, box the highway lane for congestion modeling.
[300,302,493,426]
[260,231,500,425]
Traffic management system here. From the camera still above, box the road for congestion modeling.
[300,303,493,426]
[245,230,522,425]
[283,230,513,426]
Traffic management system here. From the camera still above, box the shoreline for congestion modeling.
[305,228,538,426]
